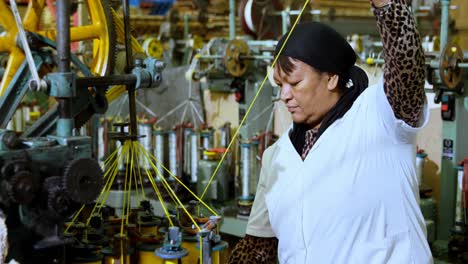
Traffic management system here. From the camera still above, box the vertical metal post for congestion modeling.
[440,0,450,53]
[438,98,468,240]
[56,0,72,137]
[184,14,189,39]
[281,9,289,35]
[229,0,236,39]
[122,0,137,136]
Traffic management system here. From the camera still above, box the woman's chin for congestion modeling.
[291,113,307,124]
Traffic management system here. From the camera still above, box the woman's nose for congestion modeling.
[280,85,292,102]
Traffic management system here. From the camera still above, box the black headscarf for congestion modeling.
[274,22,369,154]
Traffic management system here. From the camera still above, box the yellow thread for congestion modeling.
[200,0,310,200]
[83,145,125,227]
[131,142,140,204]
[97,143,130,214]
[64,204,86,233]
[136,143,201,230]
[102,147,120,177]
[135,143,147,200]
[121,140,131,235]
[143,165,174,226]
[200,237,203,264]
[95,142,130,217]
[126,143,134,225]
[135,143,218,216]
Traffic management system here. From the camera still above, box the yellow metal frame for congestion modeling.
[0,0,144,113]
[0,0,112,94]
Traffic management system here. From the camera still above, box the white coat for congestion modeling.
[246,78,433,263]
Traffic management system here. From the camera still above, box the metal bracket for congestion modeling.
[131,58,165,89]
[46,72,76,98]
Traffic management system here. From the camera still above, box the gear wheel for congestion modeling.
[8,170,38,204]
[63,158,103,203]
[47,187,73,217]
[42,176,62,191]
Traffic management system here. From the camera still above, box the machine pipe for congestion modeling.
[56,0,72,136]
[440,0,450,54]
[198,54,273,60]
[76,75,138,87]
[229,0,236,39]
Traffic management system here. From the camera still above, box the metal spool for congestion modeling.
[439,42,464,89]
[138,122,154,170]
[239,140,252,199]
[154,128,165,182]
[183,127,194,176]
[197,149,229,202]
[200,129,214,160]
[190,131,199,183]
[168,130,178,179]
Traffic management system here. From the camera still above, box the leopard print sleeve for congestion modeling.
[228,235,278,263]
[373,0,426,127]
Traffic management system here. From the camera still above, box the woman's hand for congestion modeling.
[371,0,391,8]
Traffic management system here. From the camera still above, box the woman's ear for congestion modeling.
[327,74,339,91]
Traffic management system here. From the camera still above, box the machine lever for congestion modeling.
[9,0,47,92]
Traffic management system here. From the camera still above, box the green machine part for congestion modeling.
[436,0,468,241]
[437,93,468,240]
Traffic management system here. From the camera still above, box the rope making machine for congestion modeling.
[2,0,466,263]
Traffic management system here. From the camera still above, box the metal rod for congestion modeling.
[9,0,46,91]
[202,235,212,264]
[229,0,236,40]
[440,0,450,55]
[122,0,133,73]
[76,75,137,87]
[57,0,72,121]
[122,0,138,137]
[198,54,273,60]
[128,86,138,136]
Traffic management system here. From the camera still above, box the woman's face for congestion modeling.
[273,58,341,128]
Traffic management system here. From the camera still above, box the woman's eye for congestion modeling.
[290,80,301,86]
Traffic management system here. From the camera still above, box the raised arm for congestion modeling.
[372,0,426,127]
[228,235,278,263]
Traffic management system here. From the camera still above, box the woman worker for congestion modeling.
[228,0,432,263]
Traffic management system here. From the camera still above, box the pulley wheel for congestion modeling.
[224,39,250,77]
[439,43,464,89]
[238,0,283,40]
[142,37,164,59]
